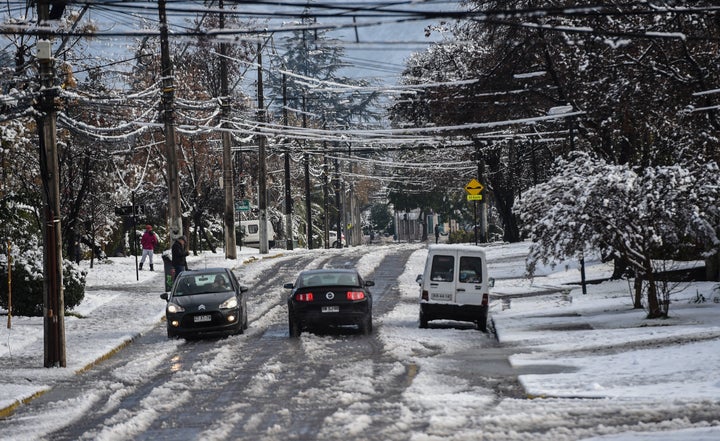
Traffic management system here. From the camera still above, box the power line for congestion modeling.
[3,1,719,40]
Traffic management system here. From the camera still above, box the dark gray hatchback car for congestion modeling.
[160,268,248,339]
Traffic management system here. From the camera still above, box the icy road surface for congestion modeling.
[1,244,719,441]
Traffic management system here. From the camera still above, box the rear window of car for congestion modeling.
[301,272,358,287]
[430,255,454,281]
[459,256,483,283]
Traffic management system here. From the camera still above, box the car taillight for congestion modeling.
[295,292,314,302]
[482,293,489,306]
[346,291,365,301]
[421,290,429,301]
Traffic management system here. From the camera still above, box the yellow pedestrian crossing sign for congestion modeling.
[464,179,484,196]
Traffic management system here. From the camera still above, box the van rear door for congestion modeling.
[425,252,456,303]
[455,253,487,306]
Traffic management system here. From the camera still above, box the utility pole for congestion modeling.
[37,0,65,368]
[302,23,312,250]
[345,143,352,246]
[282,74,293,250]
[256,42,268,254]
[322,126,329,248]
[219,0,237,259]
[303,94,312,249]
[478,146,488,243]
[158,0,183,241]
[334,155,342,248]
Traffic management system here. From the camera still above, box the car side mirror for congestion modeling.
[239,286,249,293]
[160,293,169,301]
[415,274,423,284]
[488,278,495,288]
[283,283,294,289]
[365,280,375,287]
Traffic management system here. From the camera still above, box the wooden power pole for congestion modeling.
[158,0,183,240]
[256,43,268,254]
[283,75,294,250]
[219,0,237,259]
[37,0,66,368]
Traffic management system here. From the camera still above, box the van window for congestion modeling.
[248,225,259,234]
[430,255,454,282]
[459,256,483,283]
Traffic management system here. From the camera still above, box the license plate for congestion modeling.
[431,293,453,301]
[321,306,340,313]
[194,314,212,323]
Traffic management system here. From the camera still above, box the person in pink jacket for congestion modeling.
[139,224,159,271]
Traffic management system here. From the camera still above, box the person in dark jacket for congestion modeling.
[171,235,188,278]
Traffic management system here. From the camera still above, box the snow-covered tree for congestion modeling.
[515,152,720,318]
[390,1,720,245]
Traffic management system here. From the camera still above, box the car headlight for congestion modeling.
[220,296,238,309]
[167,303,184,313]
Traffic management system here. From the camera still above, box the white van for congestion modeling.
[328,230,346,247]
[416,244,494,332]
[240,220,276,248]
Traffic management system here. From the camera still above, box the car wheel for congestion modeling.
[419,308,429,329]
[476,313,488,333]
[289,315,301,338]
[359,315,373,335]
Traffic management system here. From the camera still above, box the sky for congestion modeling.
[1,241,719,440]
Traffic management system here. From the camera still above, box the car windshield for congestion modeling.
[300,272,358,288]
[174,273,232,296]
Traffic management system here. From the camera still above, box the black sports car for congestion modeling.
[284,268,374,337]
[160,268,248,339]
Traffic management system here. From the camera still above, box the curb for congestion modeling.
[0,327,152,419]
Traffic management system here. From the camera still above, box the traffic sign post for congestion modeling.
[464,179,485,245]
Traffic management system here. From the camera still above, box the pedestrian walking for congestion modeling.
[434,224,440,244]
[139,224,159,271]
[171,235,189,279]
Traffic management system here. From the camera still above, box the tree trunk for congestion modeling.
[192,210,201,256]
[706,253,719,282]
[633,277,643,309]
[643,263,663,319]
[485,150,520,243]
[420,211,428,242]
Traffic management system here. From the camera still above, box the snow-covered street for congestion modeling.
[1,241,719,440]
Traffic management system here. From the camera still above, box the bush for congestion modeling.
[448,229,475,244]
[0,249,86,317]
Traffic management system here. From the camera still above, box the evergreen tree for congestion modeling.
[269,22,382,129]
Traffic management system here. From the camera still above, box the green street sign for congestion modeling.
[235,200,251,212]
